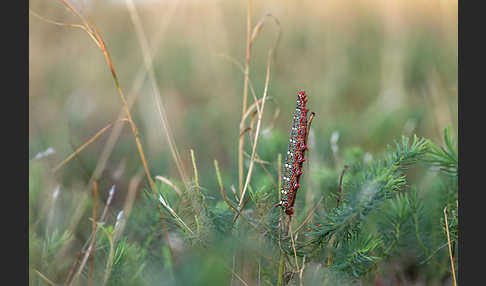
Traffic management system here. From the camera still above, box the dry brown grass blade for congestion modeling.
[88,0,179,190]
[249,110,258,140]
[250,14,282,46]
[55,0,157,195]
[239,50,274,207]
[298,256,306,286]
[116,170,145,244]
[232,191,251,224]
[52,118,129,173]
[50,1,175,282]
[289,224,300,271]
[155,176,183,196]
[57,0,100,47]
[305,112,316,144]
[444,207,457,286]
[238,9,282,199]
[241,96,278,126]
[34,269,57,286]
[70,185,102,286]
[240,127,252,139]
[29,10,94,41]
[239,100,277,141]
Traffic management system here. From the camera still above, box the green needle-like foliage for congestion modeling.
[29,131,457,285]
[305,136,428,248]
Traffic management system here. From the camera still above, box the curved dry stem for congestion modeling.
[34,269,56,286]
[53,118,129,173]
[239,50,274,207]
[53,1,175,276]
[29,9,93,39]
[155,176,183,196]
[89,0,178,190]
[214,160,239,214]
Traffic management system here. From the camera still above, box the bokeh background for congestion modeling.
[29,0,457,285]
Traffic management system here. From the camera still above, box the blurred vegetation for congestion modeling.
[29,0,457,285]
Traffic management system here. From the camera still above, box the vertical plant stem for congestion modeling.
[239,0,252,197]
[276,153,286,286]
[191,149,207,213]
[444,207,457,286]
[55,1,176,279]
[126,0,190,190]
[239,50,273,207]
[102,45,157,194]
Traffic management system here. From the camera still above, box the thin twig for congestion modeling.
[239,50,273,207]
[55,0,158,195]
[50,2,172,284]
[289,224,300,270]
[34,269,57,286]
[232,192,251,224]
[420,239,457,265]
[214,160,239,214]
[87,0,179,192]
[299,256,306,286]
[100,226,115,286]
[155,176,182,196]
[444,207,457,286]
[70,187,102,286]
[53,118,129,173]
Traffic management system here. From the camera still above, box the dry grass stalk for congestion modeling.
[34,2,177,283]
[52,118,129,173]
[443,207,457,286]
[239,50,273,207]
[34,269,56,286]
[53,0,157,196]
[238,0,253,197]
[155,176,183,196]
[125,0,190,190]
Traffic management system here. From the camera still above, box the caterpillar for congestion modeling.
[276,90,312,216]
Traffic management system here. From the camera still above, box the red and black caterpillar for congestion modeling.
[276,90,311,216]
